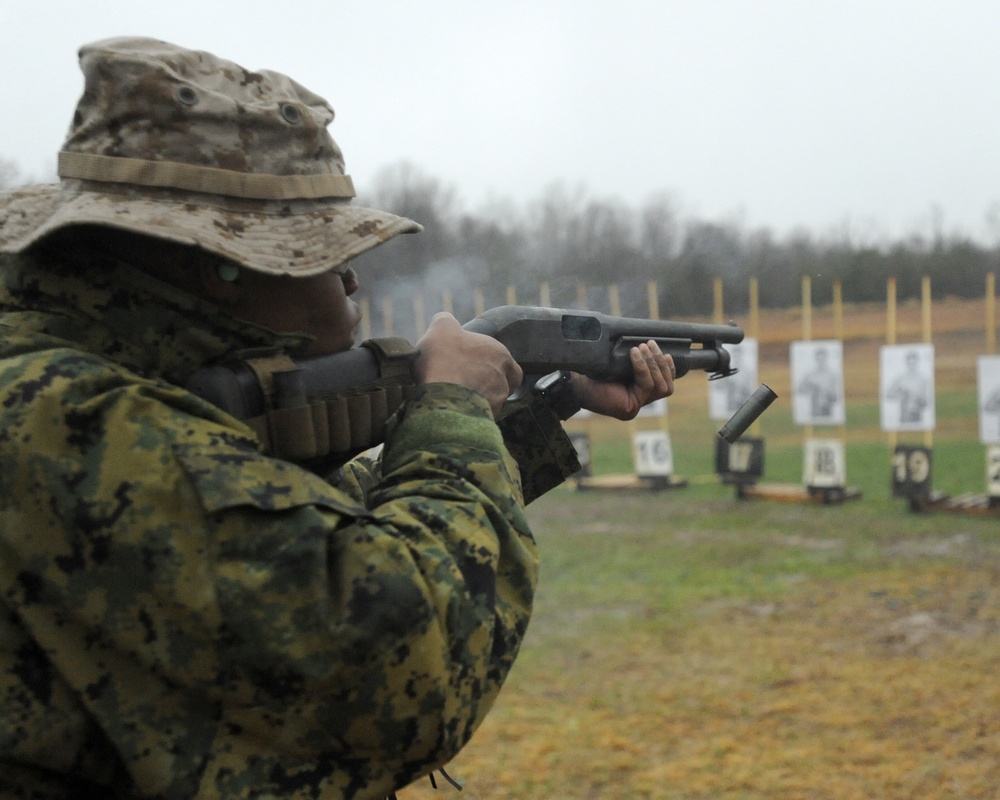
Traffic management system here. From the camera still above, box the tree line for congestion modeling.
[4,156,998,319]
[354,164,999,320]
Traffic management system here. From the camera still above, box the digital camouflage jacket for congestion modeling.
[0,246,580,799]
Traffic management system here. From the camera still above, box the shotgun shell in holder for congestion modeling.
[719,384,778,443]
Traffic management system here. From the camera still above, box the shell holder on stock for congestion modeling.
[187,337,419,465]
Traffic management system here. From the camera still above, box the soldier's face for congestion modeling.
[229,266,362,356]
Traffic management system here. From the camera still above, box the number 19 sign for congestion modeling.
[891,445,932,506]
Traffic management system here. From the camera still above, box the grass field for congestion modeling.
[400,297,999,799]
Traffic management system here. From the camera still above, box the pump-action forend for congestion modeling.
[187,305,745,423]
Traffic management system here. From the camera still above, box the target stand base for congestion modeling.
[915,492,1000,516]
[737,482,862,505]
[572,474,689,492]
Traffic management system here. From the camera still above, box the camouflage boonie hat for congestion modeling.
[0,37,421,275]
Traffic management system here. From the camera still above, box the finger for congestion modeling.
[661,345,677,380]
[641,341,674,399]
[649,344,676,398]
[662,353,676,394]
[630,344,654,392]
[645,341,668,386]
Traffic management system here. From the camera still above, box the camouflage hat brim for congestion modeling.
[0,182,421,277]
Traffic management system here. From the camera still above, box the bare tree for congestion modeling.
[353,161,460,284]
[345,162,997,313]
[638,193,681,264]
[525,181,590,282]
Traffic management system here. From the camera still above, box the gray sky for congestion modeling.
[4,0,1000,244]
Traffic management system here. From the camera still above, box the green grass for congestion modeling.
[401,483,1000,799]
[401,382,1000,799]
[401,318,1000,798]
[526,483,998,626]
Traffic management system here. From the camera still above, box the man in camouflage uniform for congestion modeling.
[0,38,675,799]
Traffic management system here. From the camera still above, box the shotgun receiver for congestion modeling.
[185,306,745,462]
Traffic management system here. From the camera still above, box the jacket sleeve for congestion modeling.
[181,382,539,797]
[495,392,582,503]
[337,392,583,507]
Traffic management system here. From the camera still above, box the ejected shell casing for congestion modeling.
[719,384,778,443]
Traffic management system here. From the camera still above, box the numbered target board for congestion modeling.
[715,437,765,485]
[632,431,674,478]
[804,438,846,489]
[891,445,933,504]
[988,446,1000,499]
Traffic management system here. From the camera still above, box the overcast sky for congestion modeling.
[4,0,1000,245]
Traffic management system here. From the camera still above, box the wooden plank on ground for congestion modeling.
[738,483,862,504]
[572,474,689,492]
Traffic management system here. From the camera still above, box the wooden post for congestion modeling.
[887,277,897,452]
[886,277,897,345]
[802,276,813,443]
[647,279,670,438]
[539,281,551,307]
[833,280,845,442]
[442,288,453,316]
[474,287,485,316]
[713,278,724,324]
[506,285,517,306]
[749,278,762,437]
[360,297,371,340]
[608,284,621,316]
[577,284,587,310]
[802,274,813,341]
[647,280,659,321]
[833,280,844,342]
[921,276,932,342]
[381,296,394,337]
[922,276,933,448]
[987,272,997,355]
[413,293,425,338]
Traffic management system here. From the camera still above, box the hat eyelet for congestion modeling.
[280,103,302,125]
[176,86,199,106]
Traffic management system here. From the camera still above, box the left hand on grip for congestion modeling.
[570,340,676,420]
